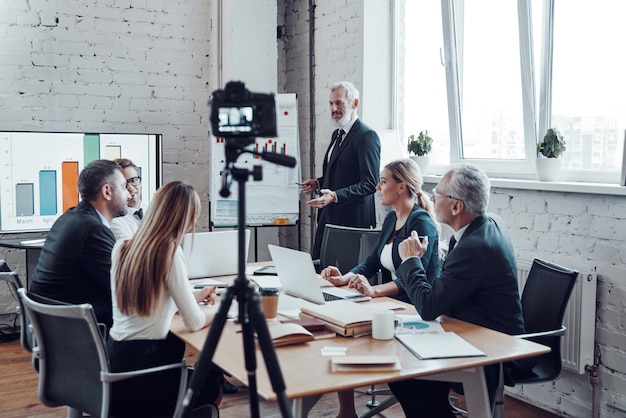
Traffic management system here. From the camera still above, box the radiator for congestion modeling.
[517,260,597,374]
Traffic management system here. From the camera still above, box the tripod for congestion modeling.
[176,139,295,418]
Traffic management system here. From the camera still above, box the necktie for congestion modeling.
[448,236,457,253]
[134,208,143,220]
[329,129,345,162]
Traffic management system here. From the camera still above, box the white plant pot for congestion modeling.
[536,157,562,181]
[410,155,430,175]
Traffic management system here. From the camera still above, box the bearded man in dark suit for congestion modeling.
[301,81,380,259]
[31,159,130,329]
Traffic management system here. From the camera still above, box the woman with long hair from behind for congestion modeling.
[107,181,222,417]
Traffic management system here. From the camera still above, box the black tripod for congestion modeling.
[176,138,296,418]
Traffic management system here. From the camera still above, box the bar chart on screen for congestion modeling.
[0,131,161,233]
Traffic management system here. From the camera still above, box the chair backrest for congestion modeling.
[0,260,33,353]
[319,224,380,279]
[517,258,578,382]
[521,259,578,335]
[17,288,109,417]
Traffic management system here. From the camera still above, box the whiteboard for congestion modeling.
[209,93,301,227]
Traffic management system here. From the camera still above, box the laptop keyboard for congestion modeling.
[323,292,343,302]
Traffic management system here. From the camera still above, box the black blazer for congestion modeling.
[31,200,116,329]
[317,118,380,228]
[396,214,525,335]
[351,204,440,298]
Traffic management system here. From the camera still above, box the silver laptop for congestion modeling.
[182,230,250,279]
[268,244,371,304]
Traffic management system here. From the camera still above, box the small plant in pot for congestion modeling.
[536,128,566,181]
[407,130,433,174]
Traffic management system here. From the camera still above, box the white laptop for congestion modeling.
[268,244,371,304]
[182,230,250,279]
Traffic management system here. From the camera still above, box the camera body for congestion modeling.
[209,81,278,139]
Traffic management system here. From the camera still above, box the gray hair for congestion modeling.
[446,163,491,215]
[330,81,359,105]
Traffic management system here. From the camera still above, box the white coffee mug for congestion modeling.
[371,309,403,340]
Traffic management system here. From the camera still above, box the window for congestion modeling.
[399,0,626,183]
[400,0,449,167]
[549,0,626,182]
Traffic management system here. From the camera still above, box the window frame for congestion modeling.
[405,0,623,184]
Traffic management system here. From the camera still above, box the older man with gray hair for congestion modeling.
[389,163,526,417]
[300,81,380,259]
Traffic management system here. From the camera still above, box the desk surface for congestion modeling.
[172,276,549,402]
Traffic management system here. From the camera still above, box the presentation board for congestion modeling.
[0,131,162,233]
[210,93,301,227]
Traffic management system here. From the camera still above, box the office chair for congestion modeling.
[450,258,578,418]
[17,288,218,418]
[0,259,34,353]
[318,224,380,283]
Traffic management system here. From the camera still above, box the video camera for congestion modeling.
[209,81,278,140]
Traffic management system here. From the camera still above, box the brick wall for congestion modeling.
[0,0,213,320]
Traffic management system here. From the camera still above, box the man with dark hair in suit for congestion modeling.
[31,159,130,330]
[388,163,525,417]
[301,81,381,259]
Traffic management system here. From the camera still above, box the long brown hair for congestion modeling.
[385,159,434,218]
[114,181,200,316]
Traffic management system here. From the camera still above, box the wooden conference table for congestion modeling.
[172,268,550,418]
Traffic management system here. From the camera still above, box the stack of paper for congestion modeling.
[300,300,373,337]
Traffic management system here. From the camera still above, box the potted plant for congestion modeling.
[536,128,566,181]
[407,130,433,174]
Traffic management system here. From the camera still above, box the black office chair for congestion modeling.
[317,224,380,282]
[450,258,578,418]
[17,288,218,418]
[0,259,34,354]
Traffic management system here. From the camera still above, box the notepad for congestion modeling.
[330,355,401,373]
[396,332,485,359]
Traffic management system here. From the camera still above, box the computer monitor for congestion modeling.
[0,131,162,233]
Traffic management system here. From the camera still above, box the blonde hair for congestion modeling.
[114,181,200,316]
[385,159,434,218]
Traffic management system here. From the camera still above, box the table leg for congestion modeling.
[291,394,323,418]
[416,366,491,418]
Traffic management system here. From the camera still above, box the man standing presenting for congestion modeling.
[110,158,143,240]
[301,81,380,258]
[31,159,130,329]
[387,163,525,417]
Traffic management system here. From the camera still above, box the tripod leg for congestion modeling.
[246,287,292,417]
[174,288,235,418]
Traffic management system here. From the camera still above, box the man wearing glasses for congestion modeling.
[387,163,525,417]
[110,158,144,240]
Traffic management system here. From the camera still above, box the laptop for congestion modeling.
[182,229,250,279]
[268,244,371,304]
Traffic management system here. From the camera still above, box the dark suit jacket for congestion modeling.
[31,200,116,329]
[313,118,380,257]
[351,204,440,301]
[396,213,524,335]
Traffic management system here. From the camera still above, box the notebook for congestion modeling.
[268,244,371,304]
[182,230,250,279]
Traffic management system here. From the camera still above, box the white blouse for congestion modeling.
[109,242,207,341]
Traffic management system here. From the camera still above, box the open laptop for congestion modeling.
[268,244,371,304]
[182,229,250,279]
